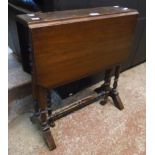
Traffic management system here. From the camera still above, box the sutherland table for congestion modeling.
[16,6,138,150]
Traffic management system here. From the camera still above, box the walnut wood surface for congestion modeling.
[17,7,138,88]
[32,15,138,87]
[17,6,137,27]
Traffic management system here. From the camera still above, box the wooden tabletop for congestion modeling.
[16,6,138,28]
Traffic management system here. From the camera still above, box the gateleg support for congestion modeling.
[110,65,124,110]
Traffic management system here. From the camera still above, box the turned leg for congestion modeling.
[100,68,113,105]
[38,86,56,150]
[30,82,40,123]
[33,100,40,116]
[110,65,124,110]
[32,84,40,117]
[47,90,55,127]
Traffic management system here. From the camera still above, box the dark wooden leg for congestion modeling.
[110,65,124,110]
[47,90,55,127]
[30,82,40,124]
[33,100,40,116]
[38,86,56,150]
[100,68,113,105]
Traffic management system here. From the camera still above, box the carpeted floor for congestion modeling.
[8,63,146,155]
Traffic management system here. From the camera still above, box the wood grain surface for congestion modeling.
[17,7,138,88]
[31,16,138,87]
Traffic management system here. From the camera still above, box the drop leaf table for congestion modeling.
[16,6,138,150]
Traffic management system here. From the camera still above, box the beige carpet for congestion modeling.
[9,63,146,155]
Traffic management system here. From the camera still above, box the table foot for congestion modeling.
[110,90,124,110]
[43,129,56,151]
